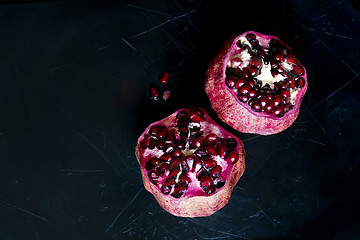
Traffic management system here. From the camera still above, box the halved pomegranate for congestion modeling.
[135,108,245,217]
[205,31,308,135]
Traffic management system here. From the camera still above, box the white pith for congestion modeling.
[226,36,300,105]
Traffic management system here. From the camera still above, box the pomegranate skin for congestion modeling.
[135,108,245,217]
[205,31,308,135]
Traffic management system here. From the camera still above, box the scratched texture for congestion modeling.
[0,0,359,239]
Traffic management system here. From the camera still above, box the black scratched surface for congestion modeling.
[0,0,360,239]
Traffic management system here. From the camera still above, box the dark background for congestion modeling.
[0,0,359,239]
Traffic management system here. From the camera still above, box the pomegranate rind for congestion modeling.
[135,108,245,217]
[205,31,308,135]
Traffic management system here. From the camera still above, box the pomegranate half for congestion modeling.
[205,31,308,135]
[135,108,245,217]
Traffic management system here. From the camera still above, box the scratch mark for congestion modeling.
[257,207,277,226]
[128,9,196,39]
[111,216,140,239]
[121,3,173,17]
[77,132,121,175]
[312,13,328,22]
[34,226,40,240]
[108,138,129,170]
[299,24,357,74]
[307,110,327,133]
[61,169,106,173]
[121,38,136,51]
[312,73,359,109]
[0,200,47,222]
[193,226,252,240]
[248,150,275,179]
[105,188,143,233]
[242,135,261,142]
[323,31,352,39]
[307,138,326,146]
[49,61,76,73]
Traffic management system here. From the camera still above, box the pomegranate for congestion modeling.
[135,108,245,217]
[205,31,308,135]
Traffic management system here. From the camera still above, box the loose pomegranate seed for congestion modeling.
[149,84,161,100]
[226,151,239,164]
[159,72,170,85]
[162,89,171,101]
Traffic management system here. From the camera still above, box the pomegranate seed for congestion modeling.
[258,49,266,58]
[273,82,280,91]
[189,135,204,149]
[226,67,242,77]
[217,145,227,159]
[176,110,188,119]
[184,156,195,171]
[162,89,171,101]
[272,105,285,117]
[140,134,151,149]
[279,45,289,56]
[148,138,157,149]
[199,174,214,189]
[214,176,225,188]
[293,65,304,76]
[203,158,217,169]
[171,184,187,198]
[225,77,237,89]
[225,137,237,149]
[169,165,180,178]
[234,78,247,89]
[238,84,251,95]
[178,173,191,185]
[241,68,250,78]
[265,102,275,114]
[287,78,296,88]
[286,54,298,65]
[247,79,256,88]
[205,134,218,145]
[189,110,202,123]
[273,95,282,106]
[246,66,259,77]
[226,151,239,164]
[237,93,249,103]
[246,32,257,41]
[209,165,222,178]
[159,162,170,174]
[192,158,203,173]
[149,84,161,100]
[296,77,305,88]
[283,103,293,112]
[259,96,268,110]
[160,153,172,162]
[156,139,165,149]
[172,148,182,157]
[248,88,257,98]
[149,125,168,139]
[169,157,180,169]
[249,57,262,68]
[161,178,175,194]
[159,72,170,85]
[274,53,284,62]
[266,92,274,101]
[250,99,261,112]
[148,168,160,181]
[206,145,218,156]
[194,148,208,159]
[281,89,291,99]
[145,158,161,171]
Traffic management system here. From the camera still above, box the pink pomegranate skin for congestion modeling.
[205,31,308,135]
[135,108,245,217]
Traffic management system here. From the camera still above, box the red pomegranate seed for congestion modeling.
[225,151,239,164]
[189,110,202,123]
[189,135,204,149]
[205,134,217,145]
[287,54,298,65]
[293,65,304,76]
[296,77,305,88]
[238,84,251,95]
[265,102,275,114]
[249,57,262,68]
[273,95,282,106]
[192,158,203,173]
[203,158,217,169]
[272,105,285,117]
[237,93,249,103]
[281,89,291,99]
[248,88,257,98]
[149,125,168,139]
[199,174,214,189]
[214,176,225,188]
[250,99,261,112]
[209,165,222,178]
[206,145,218,156]
[274,53,284,62]
[246,66,259,77]
[169,165,180,178]
[171,184,187,198]
[259,96,268,110]
[225,77,236,89]
[145,158,161,171]
[287,78,296,88]
[159,72,170,85]
[217,145,227,159]
[178,173,191,185]
[234,78,247,89]
[161,178,175,194]
[162,89,171,101]
[149,84,161,100]
[246,32,257,41]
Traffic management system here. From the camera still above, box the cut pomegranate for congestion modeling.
[135,108,245,217]
[205,31,308,135]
